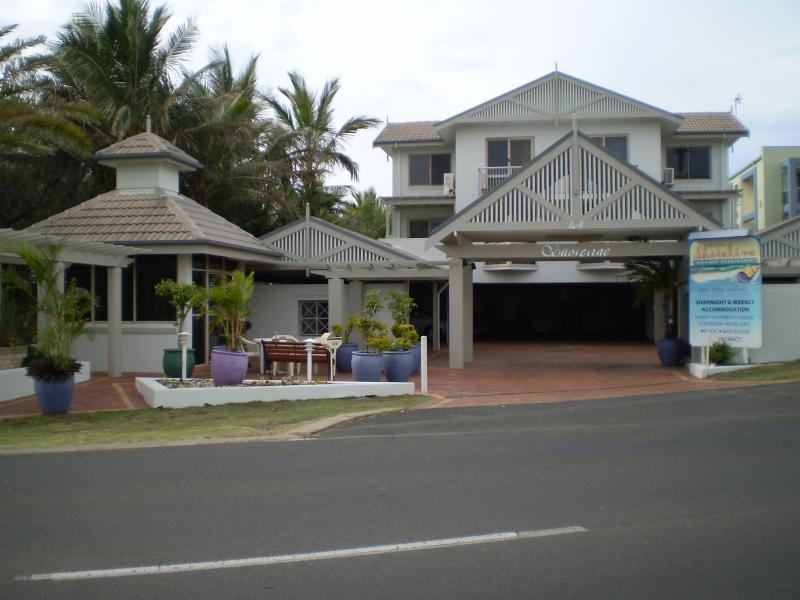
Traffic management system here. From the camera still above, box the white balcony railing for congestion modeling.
[478,166,522,194]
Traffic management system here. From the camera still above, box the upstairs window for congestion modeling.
[666,147,711,179]
[409,153,451,186]
[409,219,445,238]
[590,135,628,162]
[486,138,533,168]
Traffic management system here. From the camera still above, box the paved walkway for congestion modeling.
[0,341,758,417]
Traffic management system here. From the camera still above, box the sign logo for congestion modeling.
[689,237,762,348]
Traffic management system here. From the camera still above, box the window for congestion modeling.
[590,135,628,162]
[486,138,533,168]
[135,255,176,321]
[299,300,328,336]
[408,219,444,238]
[666,147,711,179]
[409,153,451,186]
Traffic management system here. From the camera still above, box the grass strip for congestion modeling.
[0,395,426,450]
[713,360,800,382]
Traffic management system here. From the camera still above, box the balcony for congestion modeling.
[478,166,522,194]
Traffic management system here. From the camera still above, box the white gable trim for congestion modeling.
[260,217,427,268]
[427,130,720,247]
[436,71,682,129]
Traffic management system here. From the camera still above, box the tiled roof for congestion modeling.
[675,112,748,135]
[27,190,276,256]
[373,121,443,145]
[374,112,748,146]
[95,132,201,168]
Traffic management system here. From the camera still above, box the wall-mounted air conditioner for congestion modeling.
[443,173,455,196]
[663,167,675,187]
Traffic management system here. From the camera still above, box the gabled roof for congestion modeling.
[27,189,279,257]
[436,71,683,129]
[95,132,201,170]
[260,216,429,267]
[428,129,720,246]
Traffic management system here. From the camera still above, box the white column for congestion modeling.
[448,258,465,369]
[107,266,122,377]
[464,263,473,363]
[432,282,441,352]
[327,276,346,330]
[176,254,193,347]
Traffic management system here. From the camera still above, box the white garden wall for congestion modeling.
[749,283,800,363]
[73,324,175,373]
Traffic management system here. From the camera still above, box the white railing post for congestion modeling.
[304,338,314,382]
[421,335,428,394]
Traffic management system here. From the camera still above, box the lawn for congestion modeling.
[0,395,426,450]
[713,360,800,382]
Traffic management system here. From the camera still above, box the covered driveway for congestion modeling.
[418,341,756,408]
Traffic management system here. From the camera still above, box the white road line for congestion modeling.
[16,526,588,582]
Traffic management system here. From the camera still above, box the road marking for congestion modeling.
[112,383,135,410]
[16,526,588,582]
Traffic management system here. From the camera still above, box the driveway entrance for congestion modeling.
[419,341,754,408]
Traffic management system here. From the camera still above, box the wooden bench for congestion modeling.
[261,340,333,381]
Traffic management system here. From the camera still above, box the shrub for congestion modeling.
[709,341,734,365]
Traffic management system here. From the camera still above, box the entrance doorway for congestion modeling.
[474,283,648,341]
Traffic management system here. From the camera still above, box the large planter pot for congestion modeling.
[410,344,421,374]
[34,377,75,415]
[384,350,414,383]
[162,348,195,379]
[351,351,384,382]
[210,347,248,386]
[336,343,359,373]
[656,338,683,367]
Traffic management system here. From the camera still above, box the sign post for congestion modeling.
[688,231,762,353]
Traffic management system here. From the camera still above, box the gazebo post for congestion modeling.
[108,266,122,377]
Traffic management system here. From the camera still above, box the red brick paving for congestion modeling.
[0,341,760,417]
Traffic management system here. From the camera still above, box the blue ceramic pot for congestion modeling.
[336,343,359,373]
[210,347,248,386]
[410,344,421,374]
[384,350,414,383]
[34,377,75,415]
[656,338,683,366]
[351,351,384,382]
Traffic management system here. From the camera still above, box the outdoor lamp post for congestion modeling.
[304,338,315,382]
[178,331,190,381]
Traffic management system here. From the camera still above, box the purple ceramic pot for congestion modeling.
[210,347,248,386]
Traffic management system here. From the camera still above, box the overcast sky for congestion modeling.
[7,0,800,197]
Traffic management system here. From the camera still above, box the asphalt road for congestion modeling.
[1,383,799,599]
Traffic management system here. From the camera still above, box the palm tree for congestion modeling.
[51,0,206,141]
[625,257,683,339]
[0,24,93,157]
[337,187,386,238]
[264,71,379,219]
[171,46,271,231]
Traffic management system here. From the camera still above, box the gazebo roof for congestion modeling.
[95,132,201,170]
[27,189,280,260]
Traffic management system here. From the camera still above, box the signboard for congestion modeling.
[689,235,762,348]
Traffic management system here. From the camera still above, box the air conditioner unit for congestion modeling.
[663,167,675,187]
[442,173,455,196]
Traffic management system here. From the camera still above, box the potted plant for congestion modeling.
[351,290,387,382]
[10,243,93,414]
[205,270,254,386]
[383,323,420,382]
[625,258,684,366]
[154,279,203,379]
[387,290,420,372]
[331,315,359,373]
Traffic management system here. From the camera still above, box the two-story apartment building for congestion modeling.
[730,146,800,230]
[373,71,748,366]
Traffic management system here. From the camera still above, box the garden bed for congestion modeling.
[136,377,415,409]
